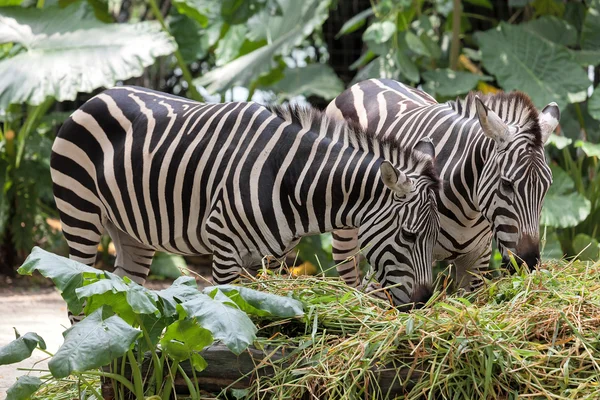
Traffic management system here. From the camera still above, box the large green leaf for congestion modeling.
[0,331,46,365]
[586,87,600,122]
[214,24,248,66]
[160,319,212,371]
[270,64,344,101]
[363,21,395,55]
[476,22,590,109]
[49,307,141,378]
[149,252,188,280]
[194,0,330,93]
[581,1,600,51]
[171,0,219,27]
[574,140,600,158]
[572,233,600,261]
[203,285,304,318]
[154,276,201,317]
[0,3,177,109]
[546,133,572,150]
[540,165,591,228]
[541,228,563,260]
[5,376,42,400]
[423,69,493,97]
[177,292,257,355]
[18,247,98,315]
[76,272,160,323]
[522,16,578,46]
[336,7,374,37]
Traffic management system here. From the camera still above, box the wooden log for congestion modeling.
[101,344,419,399]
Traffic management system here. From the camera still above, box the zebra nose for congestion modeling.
[516,234,540,271]
[397,284,432,312]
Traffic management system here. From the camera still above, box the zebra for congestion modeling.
[326,79,559,291]
[50,85,441,308]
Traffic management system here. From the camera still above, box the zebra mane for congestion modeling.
[448,91,543,147]
[268,103,440,191]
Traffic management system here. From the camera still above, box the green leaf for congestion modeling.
[574,140,600,158]
[195,0,330,93]
[49,307,141,378]
[540,165,591,228]
[0,3,177,109]
[154,276,200,317]
[405,31,430,57]
[203,285,304,318]
[572,233,600,261]
[587,87,600,122]
[541,229,563,259]
[396,51,419,83]
[546,133,572,150]
[422,69,493,97]
[171,0,219,27]
[160,319,212,371]
[138,314,170,353]
[419,33,442,60]
[581,1,600,51]
[150,252,188,280]
[221,0,269,25]
[177,292,257,355]
[0,331,46,365]
[336,7,374,37]
[464,0,492,9]
[17,247,98,315]
[522,16,578,47]
[6,376,42,400]
[76,273,160,322]
[476,23,590,109]
[532,0,564,17]
[363,21,395,55]
[168,14,207,64]
[215,24,248,66]
[270,64,344,101]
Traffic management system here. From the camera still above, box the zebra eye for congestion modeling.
[500,178,513,192]
[402,228,417,242]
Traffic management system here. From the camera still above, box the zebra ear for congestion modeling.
[413,137,435,161]
[475,96,511,149]
[539,102,560,145]
[380,161,413,196]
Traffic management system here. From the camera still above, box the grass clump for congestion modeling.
[239,259,600,399]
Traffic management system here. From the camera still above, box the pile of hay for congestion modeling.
[241,260,600,399]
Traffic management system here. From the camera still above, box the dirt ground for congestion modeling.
[0,277,177,399]
[0,288,69,398]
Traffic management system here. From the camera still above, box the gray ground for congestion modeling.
[0,289,69,399]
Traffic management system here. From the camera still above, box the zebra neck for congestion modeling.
[281,138,391,237]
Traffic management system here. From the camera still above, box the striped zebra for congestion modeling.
[327,79,559,290]
[50,85,441,308]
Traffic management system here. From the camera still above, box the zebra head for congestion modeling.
[474,94,559,270]
[359,139,441,307]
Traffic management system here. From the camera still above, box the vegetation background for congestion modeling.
[0,0,599,280]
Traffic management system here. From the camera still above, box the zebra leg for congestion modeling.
[332,229,361,287]
[54,200,104,324]
[104,220,155,285]
[453,245,493,292]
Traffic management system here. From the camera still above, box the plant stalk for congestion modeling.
[177,363,199,400]
[146,0,204,102]
[127,349,145,399]
[161,359,179,400]
[82,370,137,395]
[15,97,54,168]
[137,316,163,393]
[450,0,462,71]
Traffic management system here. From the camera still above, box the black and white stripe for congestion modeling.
[51,86,441,306]
[327,79,559,290]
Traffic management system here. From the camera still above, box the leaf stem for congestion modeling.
[15,97,54,168]
[161,359,179,400]
[81,370,136,395]
[177,363,199,400]
[146,0,204,102]
[137,316,163,393]
[127,349,145,399]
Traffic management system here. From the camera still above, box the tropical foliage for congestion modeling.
[0,0,599,273]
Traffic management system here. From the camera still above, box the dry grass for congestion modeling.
[238,259,600,399]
